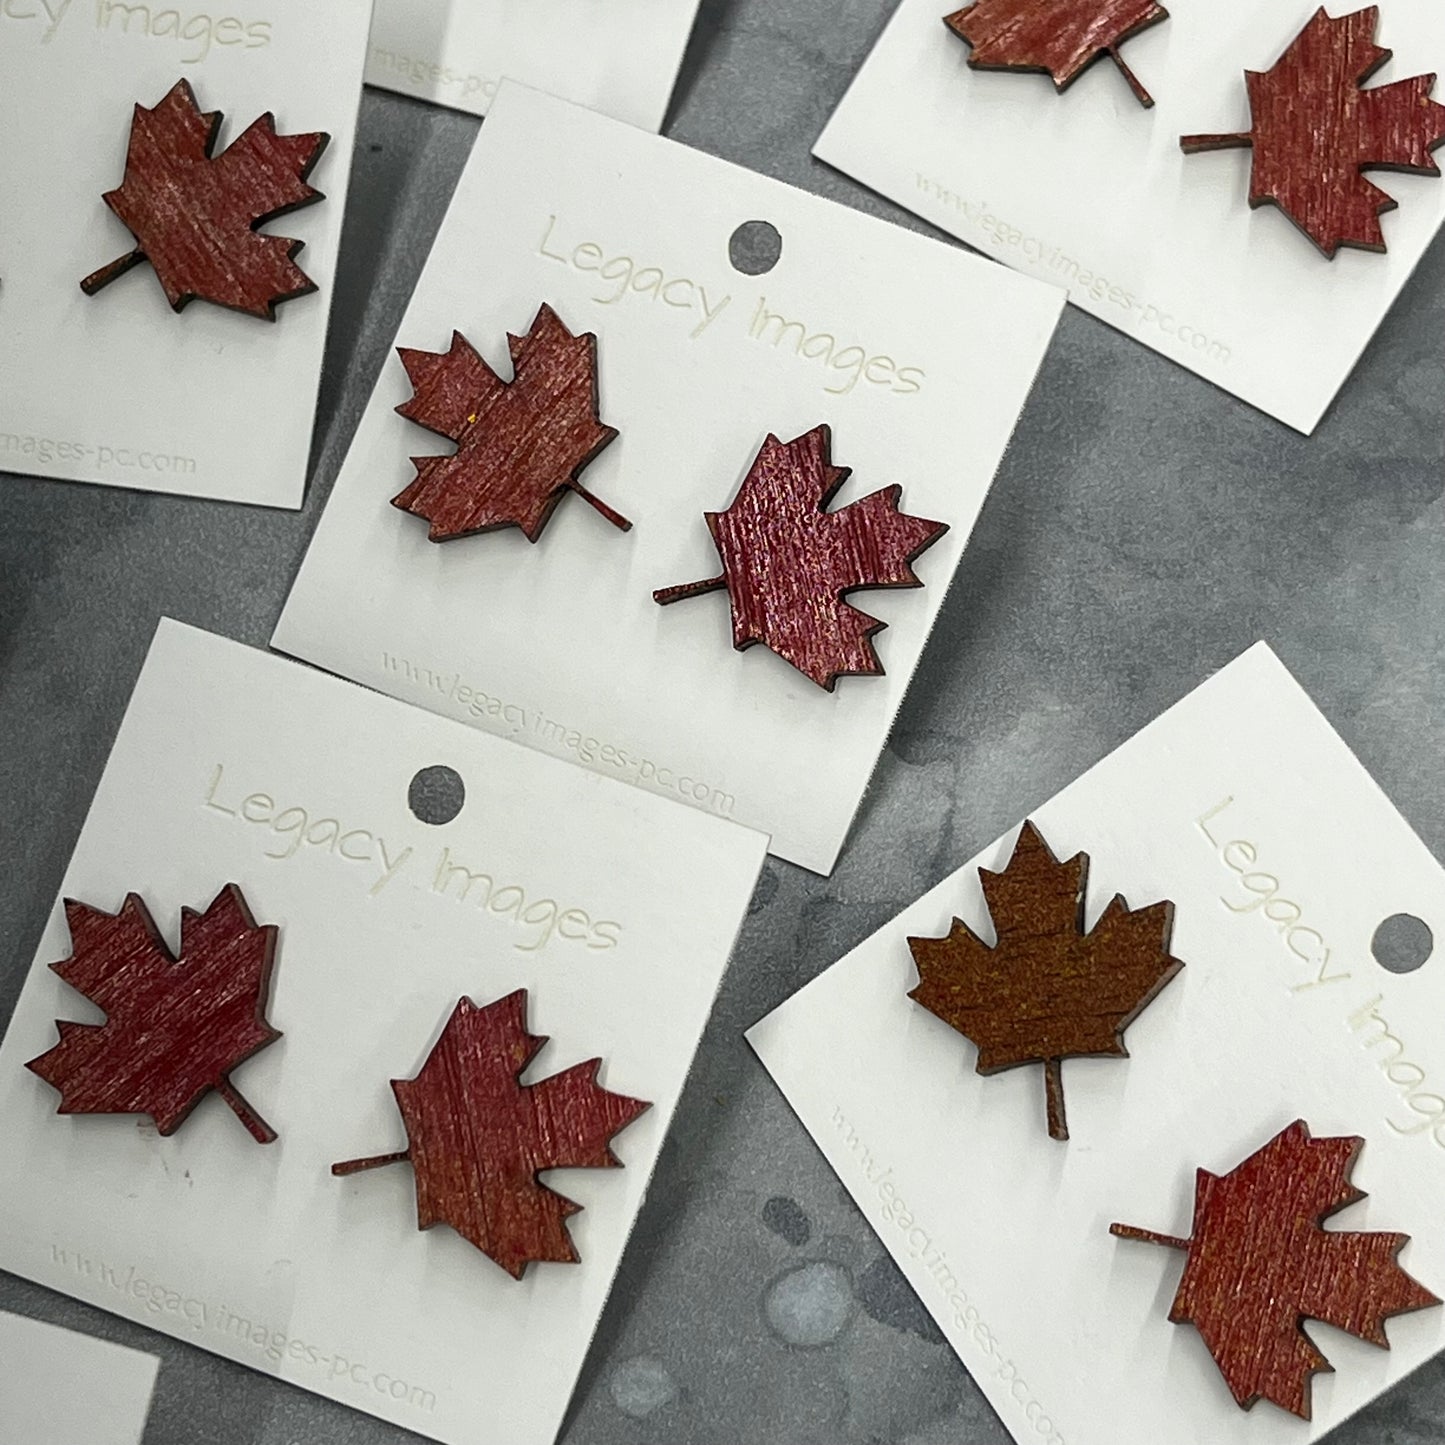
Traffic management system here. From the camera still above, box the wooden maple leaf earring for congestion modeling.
[944,0,1170,108]
[391,303,628,543]
[1182,7,1445,256]
[907,821,1181,1140]
[653,425,948,691]
[1113,1122,1440,1417]
[332,991,650,1278]
[26,885,282,1143]
[81,79,329,318]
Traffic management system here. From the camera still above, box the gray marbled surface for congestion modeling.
[4,1,1445,1442]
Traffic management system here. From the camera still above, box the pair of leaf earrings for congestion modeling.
[24,886,647,1280]
[390,303,951,692]
[83,80,948,692]
[948,3,1445,257]
[908,821,1439,1419]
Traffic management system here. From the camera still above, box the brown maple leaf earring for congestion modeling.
[81,80,329,318]
[653,425,948,691]
[390,303,628,543]
[1112,1122,1440,1418]
[944,0,1169,108]
[26,885,282,1143]
[907,821,1182,1141]
[332,991,649,1278]
[1182,6,1445,256]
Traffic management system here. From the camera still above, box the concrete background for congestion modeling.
[4,1,1445,1441]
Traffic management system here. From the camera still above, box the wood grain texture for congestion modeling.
[1112,1120,1440,1418]
[81,79,328,318]
[653,425,947,691]
[944,0,1169,108]
[391,303,626,543]
[907,821,1181,1140]
[25,884,280,1143]
[332,991,650,1279]
[1182,6,1445,256]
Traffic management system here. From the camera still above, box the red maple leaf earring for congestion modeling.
[26,885,282,1143]
[653,425,948,691]
[81,79,329,318]
[391,303,628,543]
[944,0,1170,108]
[1112,1121,1439,1417]
[332,991,650,1278]
[1182,6,1445,256]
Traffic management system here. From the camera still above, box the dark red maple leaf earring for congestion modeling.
[1182,7,1445,256]
[1112,1122,1439,1418]
[26,884,282,1143]
[81,79,329,318]
[332,991,650,1278]
[391,303,627,544]
[653,425,948,691]
[907,821,1182,1141]
[944,0,1170,108]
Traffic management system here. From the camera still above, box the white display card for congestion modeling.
[0,619,767,1445]
[0,1312,160,1445]
[749,642,1445,1445]
[365,0,702,130]
[815,0,1445,433]
[272,83,1064,876]
[0,2,372,505]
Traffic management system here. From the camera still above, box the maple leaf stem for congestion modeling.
[653,575,728,606]
[1110,1221,1191,1251]
[331,1149,412,1178]
[1180,133,1255,154]
[1107,46,1154,109]
[80,249,148,296]
[1044,1058,1069,1141]
[214,1077,277,1145]
[568,482,633,533]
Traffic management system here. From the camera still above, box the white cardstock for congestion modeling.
[749,642,1445,1445]
[364,0,702,130]
[272,83,1064,876]
[0,619,767,1445]
[0,2,371,505]
[815,0,1445,433]
[0,1312,160,1445]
